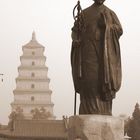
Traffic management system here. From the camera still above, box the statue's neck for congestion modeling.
[94,2,104,7]
[92,3,104,9]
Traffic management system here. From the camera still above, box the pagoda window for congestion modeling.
[31,72,35,77]
[32,51,35,55]
[31,96,35,101]
[31,84,35,89]
[32,61,35,66]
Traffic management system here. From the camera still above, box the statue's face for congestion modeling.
[94,0,105,5]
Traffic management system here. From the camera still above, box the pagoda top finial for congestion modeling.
[32,31,36,41]
[23,31,44,48]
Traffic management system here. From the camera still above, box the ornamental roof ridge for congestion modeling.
[23,31,44,48]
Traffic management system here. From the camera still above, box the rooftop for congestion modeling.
[23,32,44,49]
[0,120,68,140]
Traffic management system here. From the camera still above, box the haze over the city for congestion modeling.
[0,0,140,124]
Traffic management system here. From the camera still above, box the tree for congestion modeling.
[9,107,25,121]
[132,103,140,120]
[31,107,52,120]
[125,103,140,140]
[8,107,25,131]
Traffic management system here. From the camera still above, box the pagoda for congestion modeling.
[11,32,55,120]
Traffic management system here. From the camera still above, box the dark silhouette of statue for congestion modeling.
[71,0,123,115]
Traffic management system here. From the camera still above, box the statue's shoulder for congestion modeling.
[82,4,115,14]
[103,5,117,15]
[82,4,94,15]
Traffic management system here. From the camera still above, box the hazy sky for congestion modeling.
[0,0,140,124]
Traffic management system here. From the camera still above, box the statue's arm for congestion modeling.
[110,11,123,37]
[102,9,123,37]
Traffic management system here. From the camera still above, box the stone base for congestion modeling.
[68,115,124,140]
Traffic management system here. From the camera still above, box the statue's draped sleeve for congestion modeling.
[102,9,123,100]
[71,18,83,93]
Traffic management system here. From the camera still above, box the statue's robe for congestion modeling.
[71,3,123,115]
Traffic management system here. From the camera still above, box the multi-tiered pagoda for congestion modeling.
[11,32,55,120]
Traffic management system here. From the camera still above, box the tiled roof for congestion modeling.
[0,120,68,139]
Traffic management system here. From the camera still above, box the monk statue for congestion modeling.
[71,0,123,115]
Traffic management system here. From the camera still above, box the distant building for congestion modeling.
[11,32,55,120]
[0,119,68,140]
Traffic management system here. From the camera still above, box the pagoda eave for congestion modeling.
[13,90,52,94]
[20,56,46,60]
[18,66,48,70]
[16,78,50,82]
[11,102,54,107]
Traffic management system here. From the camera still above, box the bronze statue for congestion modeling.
[71,0,123,115]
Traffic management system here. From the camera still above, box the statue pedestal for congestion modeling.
[68,115,124,140]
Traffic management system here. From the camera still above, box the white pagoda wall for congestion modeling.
[14,94,52,103]
[18,69,48,78]
[22,48,44,56]
[16,81,50,90]
[20,58,46,66]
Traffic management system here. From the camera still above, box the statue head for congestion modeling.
[93,0,105,5]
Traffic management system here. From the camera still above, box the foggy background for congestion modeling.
[0,0,140,124]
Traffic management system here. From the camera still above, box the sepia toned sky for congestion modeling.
[0,0,140,124]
